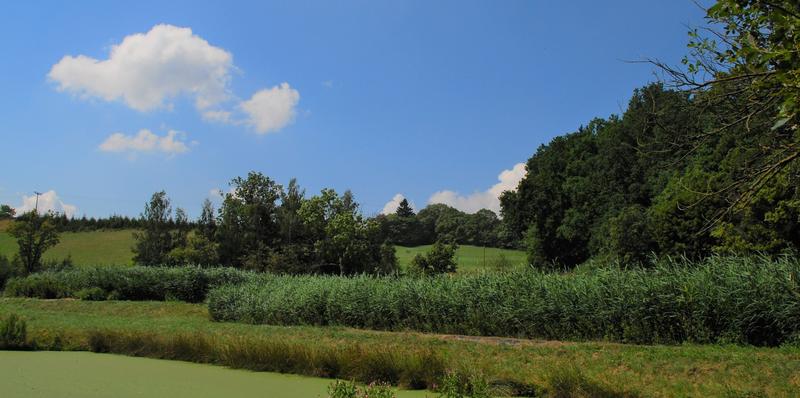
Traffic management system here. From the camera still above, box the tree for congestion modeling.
[7,211,60,274]
[0,205,15,219]
[133,191,174,266]
[217,172,282,267]
[396,199,415,218]
[198,199,217,242]
[277,178,305,245]
[173,207,190,249]
[652,0,800,220]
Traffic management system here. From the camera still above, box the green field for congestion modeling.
[0,351,429,398]
[396,244,527,272]
[2,298,798,397]
[0,229,135,266]
[0,225,526,271]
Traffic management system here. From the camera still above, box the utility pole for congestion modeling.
[34,191,42,214]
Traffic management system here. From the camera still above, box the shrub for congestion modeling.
[0,254,23,289]
[327,380,397,398]
[436,370,491,398]
[4,273,70,299]
[76,287,107,301]
[4,266,256,303]
[208,256,800,346]
[40,256,75,272]
[409,241,458,275]
[0,313,28,349]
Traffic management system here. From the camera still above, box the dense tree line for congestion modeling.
[133,173,398,275]
[375,199,519,248]
[0,204,193,232]
[501,83,798,268]
[501,1,800,269]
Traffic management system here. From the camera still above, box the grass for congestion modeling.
[0,351,429,398]
[0,219,11,232]
[0,229,136,266]
[396,245,527,273]
[0,226,524,272]
[1,298,799,397]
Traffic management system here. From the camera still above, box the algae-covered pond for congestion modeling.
[0,351,431,398]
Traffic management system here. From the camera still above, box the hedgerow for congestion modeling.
[208,256,800,346]
[3,266,254,302]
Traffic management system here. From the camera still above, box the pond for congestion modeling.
[0,351,432,398]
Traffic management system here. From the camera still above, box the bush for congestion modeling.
[0,313,28,349]
[4,266,256,303]
[0,254,23,289]
[409,241,458,275]
[436,370,491,398]
[208,256,800,346]
[327,380,397,398]
[76,287,107,301]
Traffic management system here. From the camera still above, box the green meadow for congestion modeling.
[0,226,525,271]
[0,229,136,266]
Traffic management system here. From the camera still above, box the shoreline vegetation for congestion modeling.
[1,298,799,397]
[4,255,799,346]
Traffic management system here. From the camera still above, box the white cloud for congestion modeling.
[48,24,233,112]
[381,193,415,215]
[99,129,190,155]
[201,109,232,123]
[240,83,300,134]
[15,190,78,218]
[49,24,303,136]
[428,162,526,214]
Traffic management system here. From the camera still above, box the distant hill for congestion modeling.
[0,226,526,271]
[0,228,135,266]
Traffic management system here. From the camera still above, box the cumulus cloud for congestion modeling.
[428,163,526,214]
[49,24,302,135]
[240,83,300,134]
[381,193,415,215]
[15,190,78,218]
[99,129,190,155]
[49,24,233,112]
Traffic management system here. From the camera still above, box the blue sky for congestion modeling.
[0,1,707,218]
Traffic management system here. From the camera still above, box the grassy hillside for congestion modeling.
[396,244,527,272]
[2,298,798,397]
[0,224,525,271]
[0,229,135,266]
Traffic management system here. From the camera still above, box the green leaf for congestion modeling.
[771,117,791,130]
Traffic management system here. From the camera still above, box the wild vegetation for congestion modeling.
[2,2,799,396]
[502,0,800,269]
[3,266,252,302]
[208,255,800,346]
[4,298,799,397]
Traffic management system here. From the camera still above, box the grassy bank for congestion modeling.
[2,298,799,397]
[209,256,800,346]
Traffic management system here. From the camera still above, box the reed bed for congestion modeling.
[208,256,800,346]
